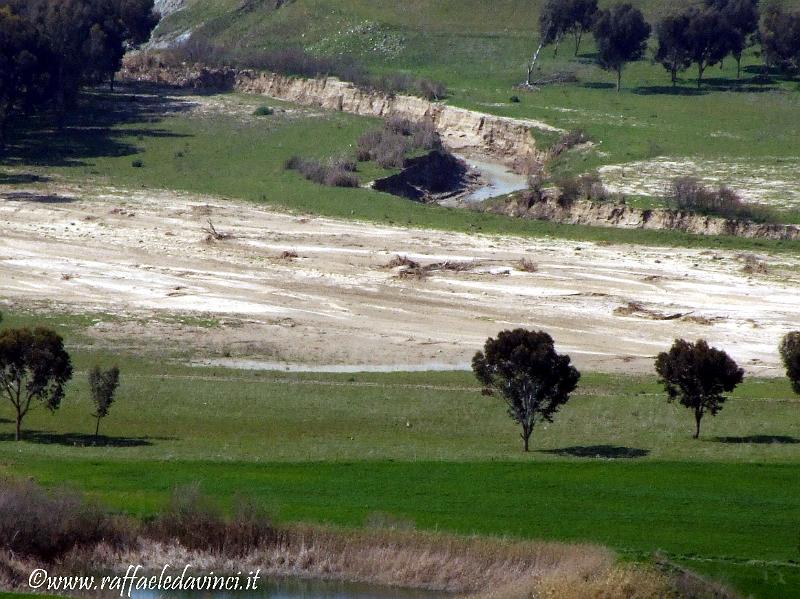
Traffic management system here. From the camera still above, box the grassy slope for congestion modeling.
[159,0,800,197]
[1,313,800,597]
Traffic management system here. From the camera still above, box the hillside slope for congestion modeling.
[153,0,800,210]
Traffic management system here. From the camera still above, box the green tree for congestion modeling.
[707,0,760,78]
[566,0,598,56]
[655,339,744,438]
[685,6,738,87]
[0,327,73,441]
[472,329,580,452]
[655,12,693,86]
[0,5,48,146]
[88,365,120,438]
[779,332,800,395]
[760,2,800,75]
[593,3,651,91]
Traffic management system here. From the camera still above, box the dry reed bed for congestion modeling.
[2,526,737,598]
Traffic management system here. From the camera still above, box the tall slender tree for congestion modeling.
[88,365,120,438]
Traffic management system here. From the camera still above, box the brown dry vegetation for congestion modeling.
[0,481,739,598]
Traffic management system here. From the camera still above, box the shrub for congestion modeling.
[386,116,414,136]
[0,479,134,561]
[416,77,447,101]
[253,105,273,116]
[146,484,275,555]
[357,130,384,161]
[285,156,360,187]
[411,119,441,151]
[357,118,441,167]
[555,172,608,203]
[669,177,775,222]
[510,95,521,103]
[549,129,590,157]
[374,135,409,168]
[131,159,144,168]
[324,167,360,188]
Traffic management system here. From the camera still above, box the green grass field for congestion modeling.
[1,311,800,597]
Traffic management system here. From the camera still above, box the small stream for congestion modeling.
[132,577,447,599]
[440,156,529,207]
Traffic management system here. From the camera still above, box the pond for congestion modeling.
[132,576,448,599]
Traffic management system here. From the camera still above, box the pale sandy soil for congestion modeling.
[1,184,799,374]
[598,157,800,207]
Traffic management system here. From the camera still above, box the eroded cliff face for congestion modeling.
[235,71,558,171]
[498,194,800,240]
[120,59,557,171]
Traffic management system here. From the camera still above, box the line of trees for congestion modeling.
[0,0,159,144]
[474,328,800,451]
[529,0,800,91]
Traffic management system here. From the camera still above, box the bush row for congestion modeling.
[668,177,776,223]
[162,39,448,101]
[0,480,276,560]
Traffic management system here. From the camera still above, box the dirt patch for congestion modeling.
[598,157,800,208]
[1,183,799,375]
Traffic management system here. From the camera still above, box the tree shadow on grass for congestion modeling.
[2,191,76,204]
[632,85,707,96]
[0,82,195,169]
[0,172,49,185]
[581,81,616,90]
[0,430,177,447]
[634,76,781,96]
[540,444,650,459]
[713,435,799,445]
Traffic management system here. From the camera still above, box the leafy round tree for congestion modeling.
[655,12,693,86]
[472,329,580,452]
[779,332,800,395]
[592,3,651,91]
[684,6,738,88]
[0,327,73,441]
[655,339,743,439]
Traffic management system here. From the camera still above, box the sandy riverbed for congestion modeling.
[1,184,798,374]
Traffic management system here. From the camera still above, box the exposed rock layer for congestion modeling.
[121,59,556,170]
[497,194,800,240]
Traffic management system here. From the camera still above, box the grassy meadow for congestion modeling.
[1,311,800,597]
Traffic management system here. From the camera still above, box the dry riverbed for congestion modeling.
[1,183,799,374]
